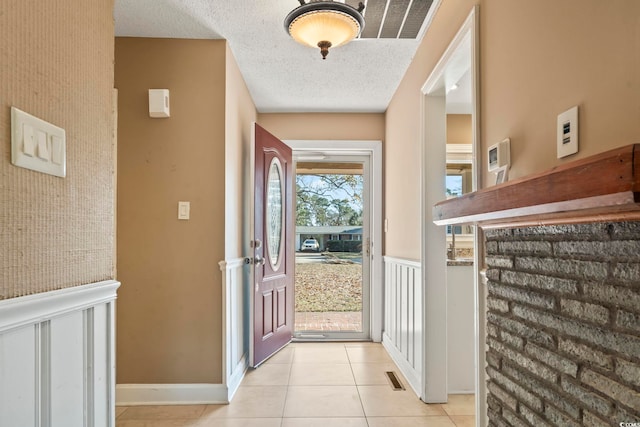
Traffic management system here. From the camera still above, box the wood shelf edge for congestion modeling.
[433,144,640,227]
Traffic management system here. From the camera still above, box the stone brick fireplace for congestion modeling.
[433,144,640,426]
[485,222,640,426]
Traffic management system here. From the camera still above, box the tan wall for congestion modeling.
[481,0,640,183]
[447,114,472,145]
[385,0,640,259]
[115,38,226,384]
[225,45,257,259]
[0,0,115,298]
[385,0,475,259]
[257,113,385,142]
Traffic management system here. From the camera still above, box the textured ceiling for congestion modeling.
[114,0,439,113]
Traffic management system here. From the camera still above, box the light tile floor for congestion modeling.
[116,342,475,427]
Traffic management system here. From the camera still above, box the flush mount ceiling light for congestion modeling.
[284,0,365,60]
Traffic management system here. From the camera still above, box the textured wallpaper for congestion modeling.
[0,0,115,299]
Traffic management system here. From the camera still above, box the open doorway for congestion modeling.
[285,140,383,342]
[293,156,371,340]
[419,6,481,423]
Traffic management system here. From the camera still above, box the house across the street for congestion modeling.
[296,225,362,252]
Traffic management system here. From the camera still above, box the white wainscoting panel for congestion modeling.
[220,258,248,401]
[382,256,422,397]
[0,280,119,427]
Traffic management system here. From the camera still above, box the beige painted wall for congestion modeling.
[447,114,472,145]
[0,0,115,298]
[257,113,385,142]
[481,0,640,182]
[115,38,226,384]
[225,45,257,259]
[385,0,640,259]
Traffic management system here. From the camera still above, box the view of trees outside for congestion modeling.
[446,174,463,197]
[296,174,363,227]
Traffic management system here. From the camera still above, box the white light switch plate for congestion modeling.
[11,107,66,177]
[178,201,190,220]
[557,106,578,159]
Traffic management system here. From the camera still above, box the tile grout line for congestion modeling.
[346,343,373,426]
[279,345,295,427]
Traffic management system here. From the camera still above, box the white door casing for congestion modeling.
[420,6,484,424]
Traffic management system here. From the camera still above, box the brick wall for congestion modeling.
[485,222,640,426]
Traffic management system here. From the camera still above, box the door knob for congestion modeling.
[245,255,266,266]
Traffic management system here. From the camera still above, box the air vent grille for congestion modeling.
[346,0,435,39]
[385,371,405,390]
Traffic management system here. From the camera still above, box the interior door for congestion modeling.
[251,123,294,366]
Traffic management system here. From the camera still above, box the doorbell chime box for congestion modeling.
[149,89,170,118]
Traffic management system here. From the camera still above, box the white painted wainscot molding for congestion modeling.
[220,258,248,401]
[115,259,248,406]
[0,280,120,427]
[382,256,423,397]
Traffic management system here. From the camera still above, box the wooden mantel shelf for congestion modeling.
[433,144,640,228]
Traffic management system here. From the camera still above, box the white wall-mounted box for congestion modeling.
[149,89,170,118]
[11,107,66,177]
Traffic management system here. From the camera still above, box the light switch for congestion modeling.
[23,123,35,157]
[51,135,63,165]
[11,107,66,177]
[178,201,190,220]
[36,130,49,161]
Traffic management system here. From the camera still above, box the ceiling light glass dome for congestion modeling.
[284,1,365,60]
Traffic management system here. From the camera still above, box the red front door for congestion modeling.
[251,123,294,366]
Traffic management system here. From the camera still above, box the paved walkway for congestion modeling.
[295,311,362,332]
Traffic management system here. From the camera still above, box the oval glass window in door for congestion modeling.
[266,158,283,269]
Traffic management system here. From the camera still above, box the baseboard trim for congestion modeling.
[116,383,229,406]
[227,354,248,401]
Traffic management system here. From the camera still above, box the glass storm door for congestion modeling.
[293,155,371,341]
[251,123,294,366]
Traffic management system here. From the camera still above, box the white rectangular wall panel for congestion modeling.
[92,304,110,425]
[50,311,84,427]
[382,256,423,396]
[220,258,248,401]
[0,325,37,427]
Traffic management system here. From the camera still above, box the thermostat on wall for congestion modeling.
[488,138,510,172]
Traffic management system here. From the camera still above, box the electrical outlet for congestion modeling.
[557,106,578,158]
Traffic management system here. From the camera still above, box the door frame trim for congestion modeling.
[420,5,486,412]
[284,140,383,342]
[419,5,483,421]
